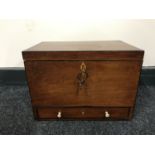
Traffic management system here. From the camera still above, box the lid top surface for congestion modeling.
[23,41,143,52]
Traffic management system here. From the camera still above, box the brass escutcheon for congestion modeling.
[77,62,88,87]
[80,62,86,72]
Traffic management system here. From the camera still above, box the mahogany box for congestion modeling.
[22,41,144,120]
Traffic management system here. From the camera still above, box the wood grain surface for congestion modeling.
[25,60,142,107]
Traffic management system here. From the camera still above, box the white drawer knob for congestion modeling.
[57,111,62,118]
[105,111,110,118]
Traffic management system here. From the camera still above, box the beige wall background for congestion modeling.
[0,19,154,67]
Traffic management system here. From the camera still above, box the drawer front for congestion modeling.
[25,60,141,107]
[36,107,130,120]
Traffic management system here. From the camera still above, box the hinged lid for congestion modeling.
[22,41,144,61]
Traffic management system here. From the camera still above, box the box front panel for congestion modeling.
[25,60,142,107]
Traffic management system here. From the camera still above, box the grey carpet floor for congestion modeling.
[0,84,155,135]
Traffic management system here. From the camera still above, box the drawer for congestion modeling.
[36,107,130,120]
